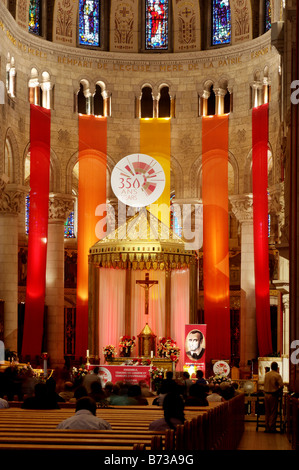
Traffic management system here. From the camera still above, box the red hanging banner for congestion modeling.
[202,115,230,362]
[76,115,107,358]
[252,103,272,356]
[22,104,51,358]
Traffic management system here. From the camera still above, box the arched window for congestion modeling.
[4,138,13,182]
[170,194,182,237]
[28,68,41,105]
[6,54,16,98]
[265,0,271,32]
[79,0,100,47]
[212,0,231,46]
[145,0,169,50]
[158,86,171,118]
[64,210,76,239]
[41,71,52,109]
[94,84,104,116]
[77,80,92,114]
[207,85,216,115]
[25,194,30,235]
[29,0,41,36]
[140,86,154,118]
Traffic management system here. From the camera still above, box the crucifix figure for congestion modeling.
[136,272,158,315]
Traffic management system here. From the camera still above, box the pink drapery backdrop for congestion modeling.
[131,270,165,347]
[97,268,190,369]
[98,268,126,364]
[170,269,190,371]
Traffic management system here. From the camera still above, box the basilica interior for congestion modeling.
[0,0,298,393]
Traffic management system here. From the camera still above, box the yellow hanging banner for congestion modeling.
[140,118,171,227]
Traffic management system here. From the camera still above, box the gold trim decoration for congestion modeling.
[89,209,196,270]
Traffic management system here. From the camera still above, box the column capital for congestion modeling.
[0,182,27,215]
[229,194,253,223]
[48,193,75,223]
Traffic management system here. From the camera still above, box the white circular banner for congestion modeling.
[213,361,230,377]
[111,154,166,207]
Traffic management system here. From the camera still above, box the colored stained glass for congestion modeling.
[265,0,271,32]
[79,0,100,47]
[145,0,169,50]
[29,0,41,35]
[64,211,76,239]
[212,0,231,46]
[25,195,30,235]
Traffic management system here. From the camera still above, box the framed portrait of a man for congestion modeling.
[184,325,206,364]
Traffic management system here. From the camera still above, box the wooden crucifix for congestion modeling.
[136,272,158,315]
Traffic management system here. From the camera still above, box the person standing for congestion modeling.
[263,361,283,433]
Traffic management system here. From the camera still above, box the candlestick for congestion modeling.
[151,351,153,358]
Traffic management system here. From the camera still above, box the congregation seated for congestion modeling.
[153,372,178,406]
[0,397,9,408]
[109,382,140,405]
[21,382,61,409]
[149,392,185,431]
[139,380,155,397]
[181,371,194,398]
[127,385,149,405]
[185,383,209,406]
[58,381,75,402]
[207,384,224,403]
[56,397,112,430]
[196,370,208,384]
[88,381,109,408]
[220,383,235,401]
[45,377,65,403]
[69,384,88,403]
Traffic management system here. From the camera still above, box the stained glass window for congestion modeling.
[25,195,30,235]
[170,194,182,237]
[212,0,231,46]
[29,0,41,35]
[265,0,271,32]
[64,211,76,239]
[145,0,169,50]
[79,0,100,47]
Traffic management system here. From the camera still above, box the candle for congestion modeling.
[86,350,89,357]
[151,351,153,358]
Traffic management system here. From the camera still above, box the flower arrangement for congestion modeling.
[103,345,117,359]
[208,374,232,386]
[71,366,88,381]
[157,337,180,362]
[119,335,136,349]
[149,366,165,380]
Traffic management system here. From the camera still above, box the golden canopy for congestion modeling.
[89,208,196,271]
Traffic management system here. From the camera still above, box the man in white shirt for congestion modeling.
[56,397,111,430]
[263,361,283,433]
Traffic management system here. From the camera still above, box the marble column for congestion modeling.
[230,194,258,367]
[45,193,74,367]
[0,177,24,353]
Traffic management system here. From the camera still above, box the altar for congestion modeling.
[106,357,175,372]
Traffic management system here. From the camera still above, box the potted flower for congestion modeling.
[157,337,180,362]
[119,335,136,357]
[149,366,165,393]
[103,345,117,361]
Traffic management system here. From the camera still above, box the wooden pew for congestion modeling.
[0,395,245,451]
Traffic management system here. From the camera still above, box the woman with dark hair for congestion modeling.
[149,392,185,431]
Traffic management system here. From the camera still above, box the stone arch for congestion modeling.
[4,127,20,184]
[170,154,184,199]
[22,141,61,192]
[190,150,239,199]
[65,150,115,198]
[243,142,274,193]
